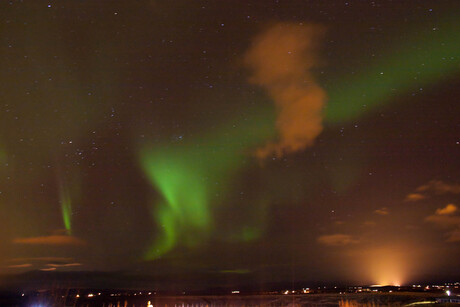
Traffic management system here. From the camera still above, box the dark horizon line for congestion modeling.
[0,269,458,292]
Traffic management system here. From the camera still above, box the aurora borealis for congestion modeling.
[0,0,459,289]
[138,13,460,261]
[324,13,460,124]
[59,183,72,235]
[140,107,274,258]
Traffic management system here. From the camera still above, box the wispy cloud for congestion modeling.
[405,193,425,202]
[446,229,460,243]
[40,267,57,272]
[405,180,460,202]
[416,180,460,194]
[374,207,389,215]
[6,263,32,269]
[317,234,359,246]
[435,203,457,215]
[46,263,82,268]
[8,257,74,263]
[13,235,85,245]
[425,212,460,227]
[426,204,460,243]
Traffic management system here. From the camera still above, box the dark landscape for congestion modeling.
[1,284,459,307]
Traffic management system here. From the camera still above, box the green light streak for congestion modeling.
[59,184,72,235]
[145,204,176,259]
[325,17,460,123]
[140,109,274,259]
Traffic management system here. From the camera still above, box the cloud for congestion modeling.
[6,263,32,269]
[13,235,86,245]
[374,207,389,215]
[426,204,460,243]
[405,193,425,202]
[8,257,74,263]
[446,228,460,243]
[317,234,359,246]
[40,267,56,271]
[46,263,82,268]
[416,180,460,194]
[435,203,457,215]
[405,180,460,202]
[7,257,82,270]
[425,214,460,227]
[244,23,326,159]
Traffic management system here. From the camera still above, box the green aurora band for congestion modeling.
[140,111,274,259]
[140,18,459,259]
[325,17,459,123]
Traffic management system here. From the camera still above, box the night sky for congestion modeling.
[0,0,459,289]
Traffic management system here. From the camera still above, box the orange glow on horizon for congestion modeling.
[348,244,421,286]
[367,247,407,286]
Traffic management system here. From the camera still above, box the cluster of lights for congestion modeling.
[283,288,311,295]
[27,282,460,305]
[74,291,157,299]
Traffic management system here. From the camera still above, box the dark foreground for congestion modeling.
[3,292,459,307]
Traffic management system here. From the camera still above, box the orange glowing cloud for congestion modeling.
[9,257,74,263]
[426,204,460,242]
[405,193,425,202]
[13,235,86,245]
[46,262,82,268]
[446,228,460,242]
[40,267,57,271]
[317,234,359,246]
[416,180,460,194]
[363,221,376,227]
[426,204,459,226]
[6,263,32,269]
[425,214,460,228]
[405,180,460,202]
[244,23,326,159]
[435,203,457,215]
[374,207,389,215]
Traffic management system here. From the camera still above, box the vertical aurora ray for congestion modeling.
[56,168,80,236]
[59,183,72,235]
